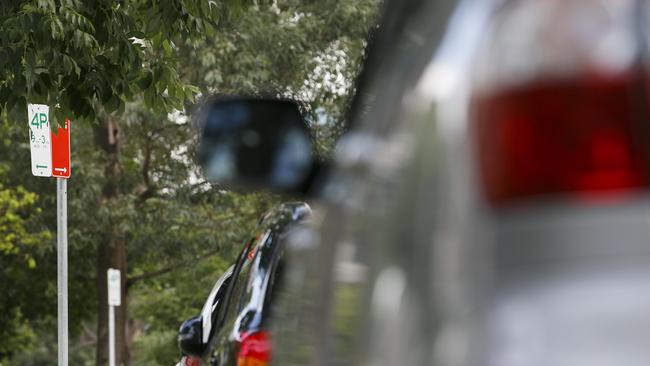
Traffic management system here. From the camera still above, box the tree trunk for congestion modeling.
[94,115,131,366]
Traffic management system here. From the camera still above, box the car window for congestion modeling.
[211,276,230,314]
[219,233,266,327]
[226,258,254,317]
[262,248,285,320]
[233,231,273,312]
[201,266,234,343]
[215,239,253,328]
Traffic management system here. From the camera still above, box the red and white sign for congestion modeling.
[51,119,71,178]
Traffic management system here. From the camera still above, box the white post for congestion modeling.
[57,178,68,366]
[109,305,115,366]
[107,268,121,366]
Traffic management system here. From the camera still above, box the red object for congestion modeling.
[51,119,71,178]
[247,248,256,260]
[473,73,650,206]
[237,331,271,366]
[184,356,200,366]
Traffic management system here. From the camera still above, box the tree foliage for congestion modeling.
[182,0,378,152]
[0,0,233,124]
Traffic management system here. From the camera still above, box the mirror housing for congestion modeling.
[178,316,204,357]
[197,98,316,194]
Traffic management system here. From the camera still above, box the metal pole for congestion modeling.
[109,304,115,366]
[57,178,68,366]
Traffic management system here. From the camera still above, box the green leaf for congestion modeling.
[138,72,153,90]
[105,94,120,113]
[54,108,67,128]
[162,40,173,57]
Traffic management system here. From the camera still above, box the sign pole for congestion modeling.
[29,104,71,366]
[109,304,115,366]
[57,178,68,366]
[107,268,121,366]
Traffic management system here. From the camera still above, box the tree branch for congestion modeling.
[126,247,221,289]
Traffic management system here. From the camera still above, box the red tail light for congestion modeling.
[237,331,271,366]
[474,72,650,205]
[468,0,650,206]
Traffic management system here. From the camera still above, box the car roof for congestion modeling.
[258,202,312,229]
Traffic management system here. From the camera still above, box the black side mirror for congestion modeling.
[197,98,316,193]
[178,316,204,357]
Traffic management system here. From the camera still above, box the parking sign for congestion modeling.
[28,104,52,177]
[51,119,71,178]
[107,269,121,306]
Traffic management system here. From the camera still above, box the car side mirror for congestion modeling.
[178,316,204,357]
[197,98,316,194]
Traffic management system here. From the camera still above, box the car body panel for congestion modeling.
[271,0,650,365]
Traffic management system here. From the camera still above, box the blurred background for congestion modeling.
[0,1,380,365]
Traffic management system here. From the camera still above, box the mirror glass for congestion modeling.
[197,98,314,192]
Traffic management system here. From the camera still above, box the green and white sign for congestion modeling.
[28,104,52,177]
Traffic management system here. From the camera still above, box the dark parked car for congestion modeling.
[178,202,311,366]
[205,202,311,366]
